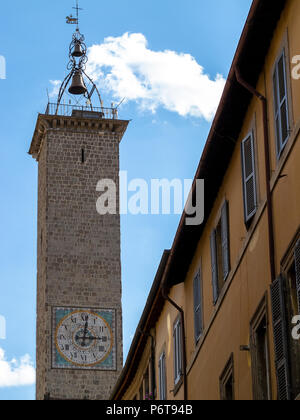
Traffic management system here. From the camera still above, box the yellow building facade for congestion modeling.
[111,0,300,401]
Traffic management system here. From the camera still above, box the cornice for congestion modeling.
[28,113,129,161]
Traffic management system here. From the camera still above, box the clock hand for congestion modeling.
[78,320,89,347]
[83,320,88,335]
[85,336,106,341]
[75,335,105,341]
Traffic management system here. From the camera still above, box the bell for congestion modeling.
[68,71,87,95]
[72,42,84,58]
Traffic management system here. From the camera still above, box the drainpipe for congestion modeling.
[161,284,187,401]
[235,68,276,283]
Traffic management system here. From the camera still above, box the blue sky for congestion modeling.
[0,0,252,400]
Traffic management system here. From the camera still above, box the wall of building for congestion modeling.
[183,0,300,400]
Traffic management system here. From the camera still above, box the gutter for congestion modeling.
[235,68,276,282]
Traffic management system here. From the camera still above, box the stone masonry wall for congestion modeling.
[36,123,124,400]
[36,137,47,400]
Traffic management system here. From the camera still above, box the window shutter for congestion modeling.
[159,353,166,400]
[295,240,300,314]
[210,229,219,305]
[221,200,230,280]
[173,328,177,384]
[173,319,182,385]
[158,358,161,399]
[162,353,166,400]
[273,50,290,158]
[178,320,182,376]
[193,270,203,343]
[241,133,257,222]
[270,276,291,400]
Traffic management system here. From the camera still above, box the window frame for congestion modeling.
[250,294,272,400]
[219,354,235,401]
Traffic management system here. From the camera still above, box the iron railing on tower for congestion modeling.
[45,102,119,120]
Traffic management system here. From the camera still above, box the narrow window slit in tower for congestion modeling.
[81,148,85,164]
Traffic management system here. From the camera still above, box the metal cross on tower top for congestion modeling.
[73,0,82,30]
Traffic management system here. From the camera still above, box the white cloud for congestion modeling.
[86,32,226,121]
[0,348,35,388]
[49,80,61,99]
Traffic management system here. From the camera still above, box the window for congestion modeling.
[173,318,182,385]
[139,384,144,401]
[271,238,300,400]
[150,352,156,401]
[273,49,290,158]
[285,258,300,399]
[193,269,203,343]
[241,132,258,224]
[144,367,150,400]
[295,239,300,314]
[250,297,272,400]
[270,276,291,400]
[158,352,167,400]
[210,200,230,304]
[220,355,234,400]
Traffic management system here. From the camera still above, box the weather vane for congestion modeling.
[54,0,104,115]
[66,0,82,31]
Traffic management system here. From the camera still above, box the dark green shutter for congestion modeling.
[295,240,300,314]
[173,327,177,384]
[270,276,291,400]
[158,357,163,400]
[193,270,203,343]
[210,230,219,305]
[273,50,290,158]
[159,352,167,400]
[241,133,257,223]
[221,200,230,280]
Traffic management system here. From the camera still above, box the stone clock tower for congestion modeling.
[29,7,129,400]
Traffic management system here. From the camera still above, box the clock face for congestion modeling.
[52,307,116,370]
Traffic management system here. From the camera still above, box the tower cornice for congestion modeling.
[29,113,129,161]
